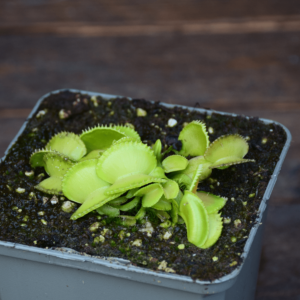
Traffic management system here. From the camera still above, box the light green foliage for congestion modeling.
[79,149,103,162]
[96,141,157,184]
[30,113,254,249]
[70,188,122,220]
[31,132,87,167]
[114,125,141,141]
[196,192,227,214]
[179,191,209,247]
[35,153,73,195]
[80,125,140,153]
[105,174,166,195]
[126,188,140,199]
[135,183,165,207]
[179,121,209,157]
[200,213,223,249]
[204,134,255,169]
[118,215,136,226]
[108,196,128,207]
[62,159,110,204]
[152,198,172,211]
[149,167,166,179]
[162,155,188,173]
[97,204,120,217]
[80,125,126,152]
[46,132,87,161]
[112,137,138,146]
[30,149,55,168]
[170,199,179,224]
[152,139,162,164]
[170,156,211,189]
[135,207,146,220]
[162,180,179,199]
[119,197,140,211]
[154,210,170,222]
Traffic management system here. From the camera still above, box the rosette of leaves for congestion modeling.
[29,119,254,249]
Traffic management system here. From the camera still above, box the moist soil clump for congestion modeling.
[0,90,286,281]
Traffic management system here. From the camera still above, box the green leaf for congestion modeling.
[135,207,146,220]
[152,139,162,164]
[162,155,188,173]
[170,173,192,190]
[200,213,223,249]
[135,183,164,207]
[46,132,87,161]
[35,152,73,195]
[188,164,203,193]
[62,159,110,204]
[104,173,166,196]
[118,215,136,226]
[35,177,63,195]
[80,125,126,152]
[170,199,179,224]
[154,210,170,222]
[170,156,211,190]
[179,121,209,157]
[149,167,167,179]
[96,204,120,217]
[196,191,227,214]
[186,156,212,182]
[108,196,128,207]
[70,187,122,220]
[119,197,140,211]
[43,152,74,178]
[126,188,140,199]
[173,189,183,206]
[30,149,56,168]
[96,141,157,184]
[79,149,104,162]
[179,190,209,247]
[152,198,172,211]
[112,137,139,146]
[114,125,141,141]
[204,134,254,168]
[163,180,179,199]
[210,157,255,169]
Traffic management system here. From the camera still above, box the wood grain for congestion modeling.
[1,16,300,36]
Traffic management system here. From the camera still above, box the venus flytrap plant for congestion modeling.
[29,118,254,250]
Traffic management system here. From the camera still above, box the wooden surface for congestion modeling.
[0,1,300,299]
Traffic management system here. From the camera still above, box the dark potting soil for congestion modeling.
[0,90,286,281]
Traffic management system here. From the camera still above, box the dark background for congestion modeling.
[0,1,300,299]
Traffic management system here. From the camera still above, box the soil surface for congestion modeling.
[0,90,286,281]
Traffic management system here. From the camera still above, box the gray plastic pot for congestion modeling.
[0,90,292,300]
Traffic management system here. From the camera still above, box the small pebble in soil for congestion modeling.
[168,118,177,127]
[136,108,147,117]
[25,170,34,177]
[15,187,25,194]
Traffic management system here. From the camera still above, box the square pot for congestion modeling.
[0,89,291,300]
